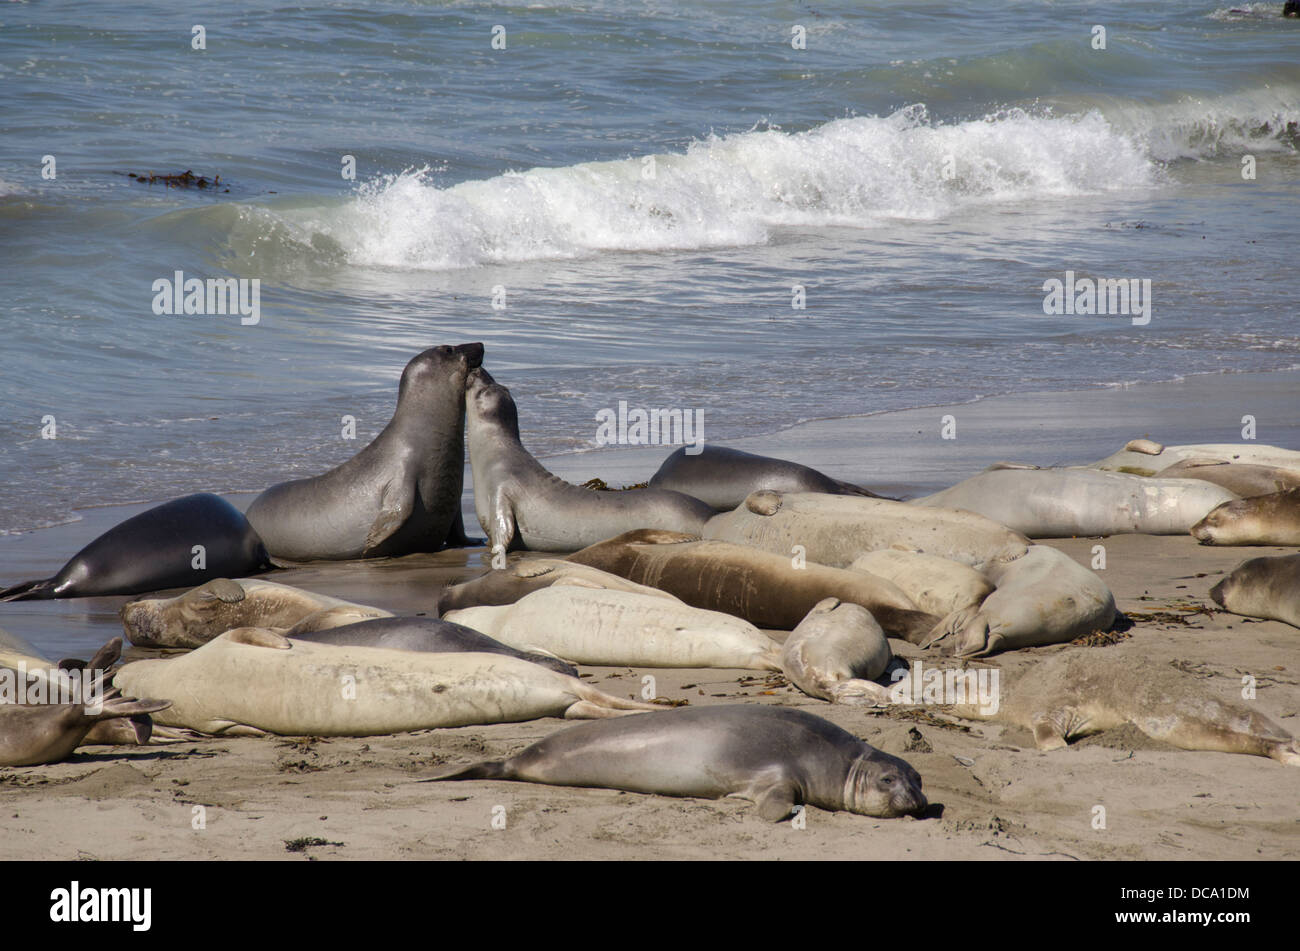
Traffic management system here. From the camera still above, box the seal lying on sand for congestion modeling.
[848,550,993,618]
[922,546,1116,657]
[113,628,656,736]
[121,578,392,648]
[425,705,928,819]
[1191,487,1300,546]
[0,690,172,767]
[0,493,270,601]
[1087,439,1300,477]
[435,558,680,614]
[289,615,578,676]
[245,343,484,562]
[567,529,939,641]
[466,368,713,553]
[705,490,1029,569]
[647,445,888,510]
[914,468,1236,537]
[947,651,1299,764]
[1156,459,1300,498]
[782,599,894,705]
[445,587,784,670]
[1209,554,1300,629]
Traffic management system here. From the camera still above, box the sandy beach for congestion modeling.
[2,372,1297,861]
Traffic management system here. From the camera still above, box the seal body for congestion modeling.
[848,550,993,618]
[706,490,1029,569]
[465,368,713,553]
[435,558,679,614]
[1191,487,1300,546]
[121,578,391,648]
[0,694,172,767]
[113,629,656,736]
[647,445,886,510]
[926,545,1116,657]
[782,599,894,705]
[1087,440,1300,477]
[290,616,579,676]
[1209,554,1300,628]
[446,587,784,670]
[914,468,1236,537]
[0,493,269,601]
[427,705,927,819]
[951,651,1299,765]
[567,529,939,641]
[1156,459,1300,498]
[245,343,483,561]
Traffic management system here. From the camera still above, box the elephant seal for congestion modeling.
[567,529,940,641]
[435,558,679,614]
[289,615,578,676]
[245,343,483,562]
[1191,487,1300,546]
[782,599,894,705]
[465,368,713,553]
[0,690,172,767]
[121,578,392,649]
[113,628,657,736]
[647,445,888,511]
[923,545,1116,657]
[1209,554,1300,628]
[0,494,270,601]
[949,651,1299,765]
[1087,440,1300,477]
[446,587,784,670]
[425,705,927,820]
[914,468,1237,537]
[706,490,1029,569]
[1156,459,1300,498]
[848,550,993,618]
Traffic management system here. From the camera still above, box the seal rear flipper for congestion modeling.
[569,681,660,717]
[1030,713,1070,751]
[826,679,893,706]
[830,479,893,501]
[422,760,509,782]
[881,607,944,646]
[0,578,55,602]
[93,696,172,721]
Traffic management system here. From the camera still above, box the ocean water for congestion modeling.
[2,1,1298,535]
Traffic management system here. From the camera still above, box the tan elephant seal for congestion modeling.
[121,578,392,648]
[446,586,784,670]
[1209,554,1300,628]
[113,628,657,737]
[848,550,993,618]
[924,546,1116,657]
[705,490,1029,569]
[948,651,1299,765]
[782,599,894,705]
[1156,459,1300,498]
[1191,487,1300,546]
[566,529,940,641]
[425,705,928,820]
[0,690,173,767]
[1087,440,1300,477]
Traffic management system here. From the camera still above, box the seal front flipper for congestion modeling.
[363,473,417,554]
[746,781,800,821]
[487,490,518,561]
[443,509,483,548]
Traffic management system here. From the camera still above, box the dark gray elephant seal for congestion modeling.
[245,343,483,562]
[289,616,579,676]
[1210,554,1300,629]
[647,446,889,511]
[0,494,270,601]
[1191,487,1300,546]
[466,368,713,553]
[425,705,927,820]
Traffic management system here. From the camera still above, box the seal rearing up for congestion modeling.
[465,368,714,554]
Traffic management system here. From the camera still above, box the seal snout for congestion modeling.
[1208,578,1227,608]
[456,342,485,368]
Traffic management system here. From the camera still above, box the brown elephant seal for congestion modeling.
[289,615,579,676]
[1191,487,1300,546]
[949,651,1299,765]
[848,550,993,618]
[1156,459,1300,498]
[923,545,1116,657]
[706,490,1030,569]
[122,578,392,648]
[435,558,679,614]
[647,445,888,511]
[782,599,894,705]
[1209,554,1300,628]
[245,343,484,562]
[567,529,940,641]
[425,705,927,820]
[0,493,270,601]
[465,368,713,554]
[113,628,657,736]
[0,690,173,767]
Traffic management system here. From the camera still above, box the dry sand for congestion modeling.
[2,374,1298,860]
